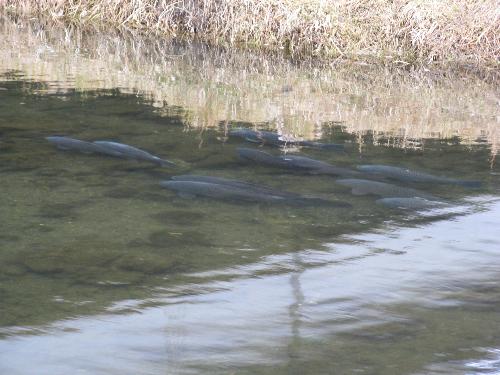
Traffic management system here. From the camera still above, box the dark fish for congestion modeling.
[357,165,481,188]
[162,179,351,207]
[46,136,108,154]
[229,128,344,150]
[376,197,449,210]
[93,141,175,167]
[280,155,360,176]
[171,174,301,198]
[237,147,290,168]
[237,148,359,177]
[336,179,437,199]
[160,180,290,203]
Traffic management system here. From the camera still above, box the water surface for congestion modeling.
[1,16,500,375]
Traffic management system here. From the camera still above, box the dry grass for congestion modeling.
[1,0,499,67]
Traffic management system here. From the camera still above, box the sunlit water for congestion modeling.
[1,16,500,375]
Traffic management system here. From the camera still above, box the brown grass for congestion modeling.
[1,0,499,67]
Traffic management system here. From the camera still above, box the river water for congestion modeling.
[1,16,499,375]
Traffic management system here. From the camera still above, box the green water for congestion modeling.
[1,73,500,374]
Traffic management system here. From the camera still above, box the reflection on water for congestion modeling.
[0,15,499,160]
[1,18,500,375]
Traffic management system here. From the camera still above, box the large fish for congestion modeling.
[236,147,289,168]
[376,197,449,210]
[162,178,351,207]
[171,175,302,198]
[229,128,344,151]
[237,148,359,177]
[47,136,175,167]
[93,141,175,167]
[46,136,108,154]
[160,180,291,203]
[336,179,437,199]
[280,155,360,176]
[357,165,481,188]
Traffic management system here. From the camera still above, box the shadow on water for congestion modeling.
[1,75,500,375]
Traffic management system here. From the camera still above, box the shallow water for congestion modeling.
[1,16,500,375]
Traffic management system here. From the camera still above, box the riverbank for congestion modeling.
[1,0,499,69]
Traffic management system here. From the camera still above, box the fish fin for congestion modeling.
[178,192,196,199]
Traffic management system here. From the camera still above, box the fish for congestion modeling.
[229,128,344,150]
[160,180,291,203]
[46,136,108,154]
[162,178,351,207]
[357,165,481,188]
[376,197,450,210]
[93,141,175,167]
[237,148,359,177]
[237,147,290,168]
[336,179,437,199]
[279,155,360,176]
[171,175,302,198]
